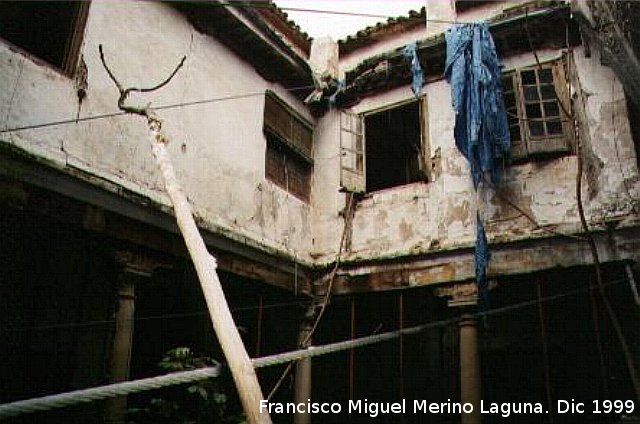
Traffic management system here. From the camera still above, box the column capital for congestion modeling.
[114,250,172,277]
[458,314,478,328]
[434,280,497,307]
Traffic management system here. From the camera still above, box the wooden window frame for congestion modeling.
[0,2,90,77]
[340,96,431,194]
[263,91,314,202]
[503,58,573,162]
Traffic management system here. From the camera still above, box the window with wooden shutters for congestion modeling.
[361,98,430,193]
[263,91,313,202]
[503,59,573,162]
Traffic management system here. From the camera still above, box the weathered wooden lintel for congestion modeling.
[331,227,640,295]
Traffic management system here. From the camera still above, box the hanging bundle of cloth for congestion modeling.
[403,41,424,98]
[444,23,510,309]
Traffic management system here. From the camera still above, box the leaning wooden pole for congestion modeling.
[99,46,271,424]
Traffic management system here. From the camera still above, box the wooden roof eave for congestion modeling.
[338,4,580,108]
[170,2,314,98]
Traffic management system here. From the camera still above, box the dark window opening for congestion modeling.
[365,101,425,192]
[263,92,313,202]
[626,95,640,169]
[0,1,88,74]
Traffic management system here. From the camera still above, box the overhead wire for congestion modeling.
[186,1,473,24]
[0,1,484,136]
[0,86,314,134]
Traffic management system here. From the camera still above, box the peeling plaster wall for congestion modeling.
[312,44,640,267]
[0,0,314,262]
[572,47,640,219]
[1,1,638,275]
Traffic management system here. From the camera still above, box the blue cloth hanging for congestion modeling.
[475,215,490,309]
[445,23,510,310]
[402,42,423,98]
[444,23,510,188]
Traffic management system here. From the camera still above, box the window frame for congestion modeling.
[340,95,431,194]
[263,91,314,202]
[503,58,574,162]
[0,1,90,76]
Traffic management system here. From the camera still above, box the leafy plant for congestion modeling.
[126,347,246,424]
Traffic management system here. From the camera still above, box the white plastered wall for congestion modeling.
[0,0,315,262]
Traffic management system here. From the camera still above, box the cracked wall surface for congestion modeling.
[0,0,639,281]
[0,0,315,263]
[311,44,640,272]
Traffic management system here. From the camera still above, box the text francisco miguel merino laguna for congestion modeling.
[260,399,620,418]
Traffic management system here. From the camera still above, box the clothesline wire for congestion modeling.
[0,60,567,136]
[0,86,314,135]
[199,1,474,24]
[0,5,567,136]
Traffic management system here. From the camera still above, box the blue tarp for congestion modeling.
[445,23,510,310]
[403,42,423,98]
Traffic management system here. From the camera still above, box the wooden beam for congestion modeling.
[332,226,640,294]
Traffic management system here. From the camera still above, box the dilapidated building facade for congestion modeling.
[0,1,639,423]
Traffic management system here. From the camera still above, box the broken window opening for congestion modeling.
[0,1,89,75]
[364,100,429,193]
[503,59,573,162]
[263,91,313,202]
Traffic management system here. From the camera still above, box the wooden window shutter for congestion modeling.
[264,92,313,161]
[553,59,575,150]
[503,73,528,161]
[416,96,432,181]
[522,62,571,156]
[340,111,366,193]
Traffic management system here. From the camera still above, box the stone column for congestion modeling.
[435,281,495,424]
[104,275,136,424]
[459,315,482,424]
[293,305,315,424]
[104,252,167,424]
[110,277,136,383]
